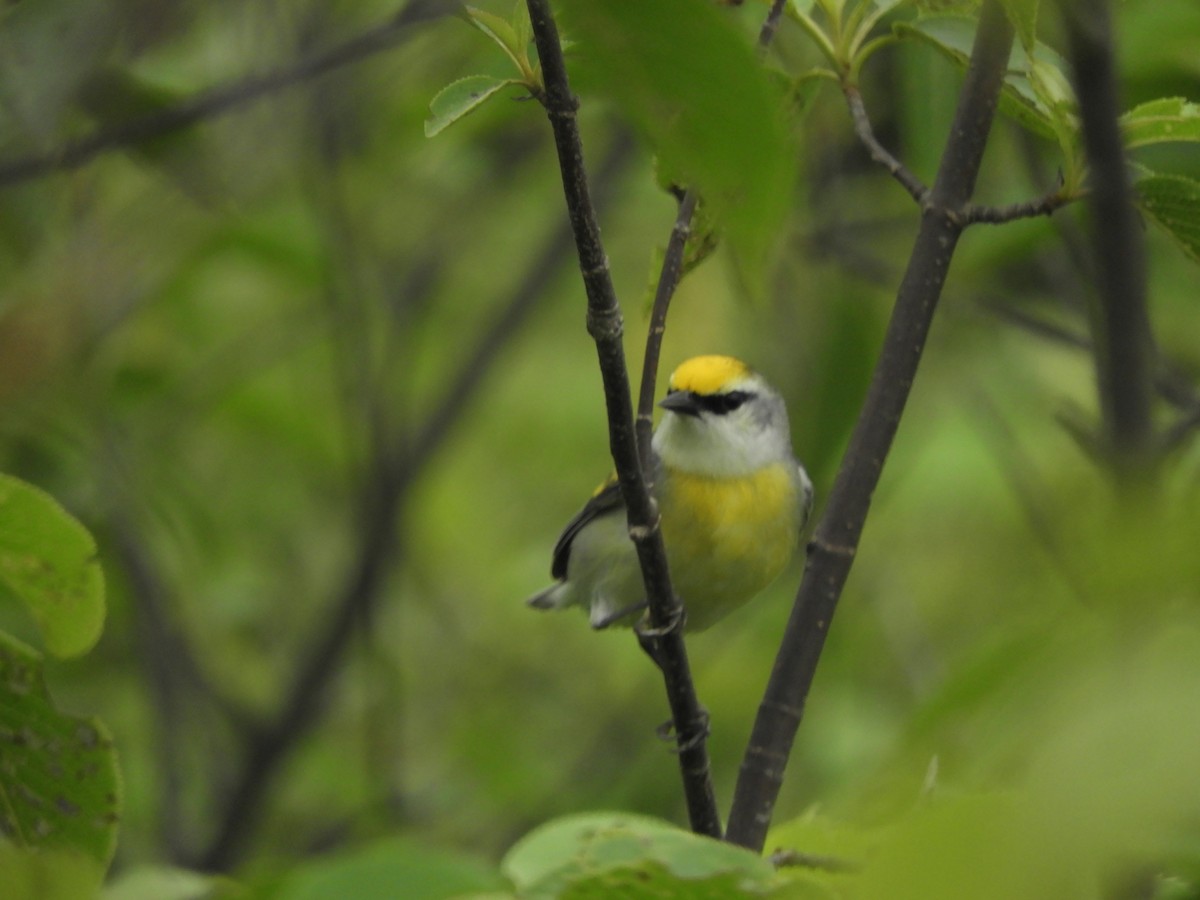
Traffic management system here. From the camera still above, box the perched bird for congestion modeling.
[527,355,812,632]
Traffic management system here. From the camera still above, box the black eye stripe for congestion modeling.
[697,390,751,414]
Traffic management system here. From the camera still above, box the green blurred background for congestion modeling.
[0,0,1198,891]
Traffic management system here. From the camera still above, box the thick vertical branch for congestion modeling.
[525,0,721,838]
[726,0,1016,851]
[1060,0,1155,483]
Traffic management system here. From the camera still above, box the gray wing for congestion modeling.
[550,475,625,579]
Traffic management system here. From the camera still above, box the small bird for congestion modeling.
[527,355,812,632]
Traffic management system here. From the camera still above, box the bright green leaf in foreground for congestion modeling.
[1137,173,1200,263]
[0,632,120,888]
[0,473,105,659]
[558,0,796,285]
[1121,97,1200,150]
[425,74,524,138]
[502,812,818,898]
[463,5,527,75]
[101,865,237,900]
[0,842,107,900]
[264,834,505,900]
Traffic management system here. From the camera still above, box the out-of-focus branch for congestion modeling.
[982,296,1200,455]
[524,0,721,839]
[193,137,634,872]
[1060,0,1156,484]
[0,0,448,189]
[726,0,1016,852]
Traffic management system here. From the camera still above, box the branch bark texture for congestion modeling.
[526,0,721,839]
[726,0,1016,851]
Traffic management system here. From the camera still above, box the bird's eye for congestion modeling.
[697,390,751,415]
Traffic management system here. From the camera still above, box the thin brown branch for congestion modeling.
[525,0,721,839]
[844,84,1076,225]
[0,0,448,189]
[1060,0,1156,482]
[843,84,929,205]
[636,190,698,475]
[727,0,1016,851]
[960,182,1073,224]
[756,0,791,48]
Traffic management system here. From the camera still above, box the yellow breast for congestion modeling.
[657,462,801,631]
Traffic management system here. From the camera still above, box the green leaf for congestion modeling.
[558,0,796,288]
[896,16,1076,145]
[511,0,533,56]
[0,843,107,900]
[503,812,786,898]
[1121,97,1200,150]
[1136,173,1200,263]
[998,0,1038,53]
[0,631,121,878]
[265,835,505,900]
[424,75,522,138]
[101,865,237,900]
[464,5,528,76]
[0,474,105,659]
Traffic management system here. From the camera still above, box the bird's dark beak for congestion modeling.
[658,390,702,418]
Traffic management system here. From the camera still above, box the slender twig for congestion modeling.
[960,184,1072,224]
[194,139,633,871]
[726,0,1016,851]
[636,191,698,474]
[843,84,929,205]
[756,0,791,49]
[0,0,448,189]
[1060,0,1156,483]
[524,0,721,839]
[844,81,1075,225]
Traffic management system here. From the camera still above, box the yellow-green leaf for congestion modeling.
[1121,97,1200,150]
[425,75,522,138]
[0,474,105,659]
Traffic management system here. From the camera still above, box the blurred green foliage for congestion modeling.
[0,0,1197,897]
